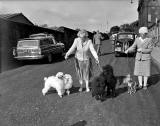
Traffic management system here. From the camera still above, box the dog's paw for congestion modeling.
[95,95,100,100]
[42,89,46,96]
[59,95,63,98]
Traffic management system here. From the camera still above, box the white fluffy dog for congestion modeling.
[63,74,73,95]
[42,72,73,98]
[123,74,137,95]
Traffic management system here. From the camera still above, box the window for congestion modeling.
[18,40,39,47]
[118,34,134,39]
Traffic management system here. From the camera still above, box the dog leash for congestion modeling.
[126,43,131,75]
[96,62,103,72]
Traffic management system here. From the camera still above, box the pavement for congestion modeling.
[0,40,160,126]
[151,45,160,65]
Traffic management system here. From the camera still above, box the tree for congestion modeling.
[75,28,80,31]
[39,24,48,28]
[110,26,120,34]
[120,24,134,32]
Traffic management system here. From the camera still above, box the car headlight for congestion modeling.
[116,43,120,45]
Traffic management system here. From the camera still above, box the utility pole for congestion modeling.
[106,20,109,32]
[131,0,133,4]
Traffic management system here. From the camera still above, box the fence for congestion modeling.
[148,20,160,47]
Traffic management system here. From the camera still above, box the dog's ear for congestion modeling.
[44,77,47,81]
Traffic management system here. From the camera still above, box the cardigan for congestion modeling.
[66,37,98,61]
[128,37,153,60]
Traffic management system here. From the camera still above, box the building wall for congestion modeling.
[138,0,160,27]
[138,0,149,27]
[58,27,78,51]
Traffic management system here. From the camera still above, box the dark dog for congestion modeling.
[103,65,117,97]
[91,74,106,101]
[91,64,117,101]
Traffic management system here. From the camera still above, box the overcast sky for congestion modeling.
[0,0,138,32]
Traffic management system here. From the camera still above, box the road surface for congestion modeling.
[0,40,160,126]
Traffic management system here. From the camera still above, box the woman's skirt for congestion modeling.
[74,58,93,81]
[134,59,151,77]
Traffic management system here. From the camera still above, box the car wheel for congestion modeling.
[60,48,65,59]
[47,53,53,63]
[115,52,119,57]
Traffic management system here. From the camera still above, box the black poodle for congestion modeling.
[90,74,106,101]
[91,64,117,101]
[103,65,117,97]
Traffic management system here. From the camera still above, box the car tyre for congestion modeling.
[115,52,119,57]
[48,53,53,63]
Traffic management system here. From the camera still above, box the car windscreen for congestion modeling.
[118,34,134,40]
[17,40,39,47]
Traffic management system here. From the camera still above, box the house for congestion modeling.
[0,13,34,25]
[137,0,160,27]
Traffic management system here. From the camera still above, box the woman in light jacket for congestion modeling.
[65,29,99,92]
[125,27,153,90]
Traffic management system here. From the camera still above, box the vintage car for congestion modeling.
[13,33,65,63]
[114,32,136,57]
[110,33,117,45]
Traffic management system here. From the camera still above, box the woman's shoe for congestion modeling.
[86,88,90,92]
[138,85,142,89]
[143,86,147,90]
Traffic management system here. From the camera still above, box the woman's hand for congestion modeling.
[95,58,99,64]
[137,48,142,52]
[64,53,69,60]
[125,50,129,54]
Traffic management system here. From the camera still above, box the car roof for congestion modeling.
[18,36,54,41]
[117,32,135,35]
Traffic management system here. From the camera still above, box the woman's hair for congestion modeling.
[77,29,88,37]
[139,27,148,34]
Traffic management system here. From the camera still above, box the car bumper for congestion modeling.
[115,47,126,53]
[14,55,44,60]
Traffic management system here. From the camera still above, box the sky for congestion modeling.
[0,0,138,32]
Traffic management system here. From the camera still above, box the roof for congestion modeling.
[117,32,136,35]
[0,13,20,19]
[0,13,34,25]
[58,26,76,32]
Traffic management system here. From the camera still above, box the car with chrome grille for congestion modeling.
[13,33,65,63]
[114,32,136,57]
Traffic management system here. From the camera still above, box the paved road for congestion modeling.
[0,40,160,126]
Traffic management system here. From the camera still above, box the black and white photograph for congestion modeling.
[0,0,160,126]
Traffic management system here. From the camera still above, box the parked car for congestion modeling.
[114,32,136,57]
[110,33,117,45]
[13,33,65,63]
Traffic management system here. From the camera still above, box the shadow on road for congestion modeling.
[70,120,87,126]
[45,86,82,96]
[23,55,65,65]
[116,86,128,96]
[116,76,126,86]
[100,51,114,56]
[70,86,81,94]
[148,74,160,86]
[45,89,57,95]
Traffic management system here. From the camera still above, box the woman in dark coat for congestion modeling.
[125,27,153,90]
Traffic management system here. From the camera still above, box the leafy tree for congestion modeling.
[120,24,134,32]
[110,26,120,34]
